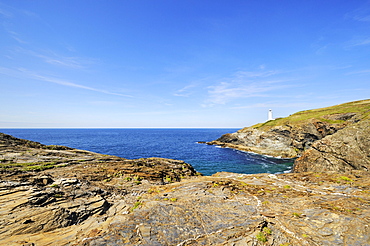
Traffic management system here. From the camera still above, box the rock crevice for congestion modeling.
[293,119,370,173]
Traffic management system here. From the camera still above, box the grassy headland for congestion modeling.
[250,99,370,131]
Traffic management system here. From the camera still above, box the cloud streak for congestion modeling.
[231,102,313,109]
[173,83,198,97]
[0,5,92,70]
[7,31,27,44]
[12,47,94,69]
[32,51,92,69]
[203,69,294,106]
[0,67,133,98]
[345,69,370,75]
[346,6,370,22]
[347,37,370,47]
[205,80,290,105]
[22,69,133,97]
[0,7,12,18]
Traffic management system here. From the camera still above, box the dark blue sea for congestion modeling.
[0,128,294,176]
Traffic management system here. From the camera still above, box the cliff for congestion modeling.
[1,133,370,245]
[293,119,370,172]
[207,99,370,171]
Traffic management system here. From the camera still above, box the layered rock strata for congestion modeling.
[1,170,369,246]
[0,133,370,245]
[207,117,356,159]
[207,99,370,173]
[293,119,370,173]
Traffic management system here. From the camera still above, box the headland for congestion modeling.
[1,99,370,245]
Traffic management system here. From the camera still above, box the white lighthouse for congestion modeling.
[268,109,274,121]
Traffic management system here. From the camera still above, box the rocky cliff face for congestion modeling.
[207,100,370,173]
[1,133,370,245]
[293,119,370,173]
[208,118,351,158]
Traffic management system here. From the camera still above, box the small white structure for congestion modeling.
[268,109,274,121]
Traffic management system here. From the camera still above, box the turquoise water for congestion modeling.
[0,128,294,176]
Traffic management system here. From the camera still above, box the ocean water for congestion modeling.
[0,128,294,176]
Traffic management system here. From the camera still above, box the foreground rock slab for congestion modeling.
[1,170,369,246]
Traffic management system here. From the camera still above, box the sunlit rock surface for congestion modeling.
[1,132,369,245]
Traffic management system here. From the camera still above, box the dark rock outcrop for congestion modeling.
[208,119,347,158]
[207,100,370,173]
[0,132,72,150]
[293,119,370,172]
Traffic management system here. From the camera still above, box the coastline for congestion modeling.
[1,132,369,245]
[1,128,293,175]
[205,140,298,159]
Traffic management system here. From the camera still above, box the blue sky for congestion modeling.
[0,0,369,128]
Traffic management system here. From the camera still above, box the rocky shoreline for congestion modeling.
[206,99,370,174]
[1,130,370,245]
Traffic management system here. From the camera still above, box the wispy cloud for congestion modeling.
[347,37,370,47]
[6,30,27,44]
[173,83,198,97]
[88,100,119,106]
[21,69,132,97]
[203,69,294,107]
[12,47,94,69]
[345,69,370,75]
[234,70,279,78]
[355,15,370,22]
[231,102,312,109]
[0,66,132,97]
[1,4,90,69]
[0,7,12,18]
[205,80,288,105]
[34,52,92,69]
[41,55,87,69]
[0,66,22,77]
[346,6,370,22]
[21,9,39,18]
[173,76,214,97]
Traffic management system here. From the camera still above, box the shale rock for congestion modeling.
[207,99,370,166]
[2,171,369,246]
[293,119,370,173]
[207,119,345,158]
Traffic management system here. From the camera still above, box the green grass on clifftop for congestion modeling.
[251,99,370,130]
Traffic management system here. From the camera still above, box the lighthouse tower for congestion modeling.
[268,109,274,121]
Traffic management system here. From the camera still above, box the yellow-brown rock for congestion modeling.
[1,132,370,245]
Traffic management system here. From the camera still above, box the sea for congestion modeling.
[0,128,294,176]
